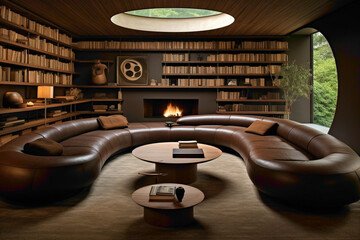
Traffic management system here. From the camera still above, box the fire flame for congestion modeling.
[163,102,183,117]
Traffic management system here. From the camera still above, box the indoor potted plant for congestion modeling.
[273,61,312,119]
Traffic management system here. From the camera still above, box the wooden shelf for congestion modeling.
[0,100,92,114]
[0,59,77,74]
[91,98,123,102]
[0,112,79,136]
[74,59,114,63]
[0,18,73,48]
[0,37,74,61]
[0,81,72,87]
[216,99,286,102]
[216,111,285,115]
[217,86,279,89]
[162,61,286,64]
[78,111,123,115]
[162,73,271,77]
[74,47,288,52]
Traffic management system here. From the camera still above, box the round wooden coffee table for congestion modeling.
[132,184,204,227]
[132,142,222,184]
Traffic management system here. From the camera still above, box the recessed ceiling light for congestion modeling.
[111,8,234,32]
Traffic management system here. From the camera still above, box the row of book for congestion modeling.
[163,65,282,75]
[217,91,248,100]
[0,66,72,84]
[0,29,74,58]
[0,28,27,43]
[217,90,282,100]
[162,53,288,62]
[28,54,73,71]
[162,53,190,62]
[0,6,72,45]
[177,78,225,87]
[241,41,288,50]
[160,78,226,87]
[0,45,74,71]
[206,53,288,62]
[244,78,266,86]
[0,45,27,63]
[74,40,288,50]
[28,36,75,58]
[28,70,72,85]
[218,104,285,112]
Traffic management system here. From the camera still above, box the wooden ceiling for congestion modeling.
[5,0,356,38]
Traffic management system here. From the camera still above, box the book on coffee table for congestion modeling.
[149,185,175,201]
[178,140,198,148]
[172,148,205,158]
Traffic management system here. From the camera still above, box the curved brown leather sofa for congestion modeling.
[0,114,359,206]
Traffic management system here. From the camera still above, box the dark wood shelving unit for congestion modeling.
[0,18,73,48]
[0,37,75,61]
[216,99,286,102]
[0,59,77,74]
[162,61,286,64]
[216,111,285,115]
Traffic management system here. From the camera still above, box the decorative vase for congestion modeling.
[175,187,185,202]
[91,60,107,85]
[3,92,24,108]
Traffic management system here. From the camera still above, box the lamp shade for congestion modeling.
[37,86,54,99]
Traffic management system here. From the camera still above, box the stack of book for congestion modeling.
[0,116,25,129]
[149,185,176,201]
[178,140,198,148]
[47,110,67,118]
[173,140,205,158]
[93,105,107,112]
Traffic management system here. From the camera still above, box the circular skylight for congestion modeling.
[111,8,234,32]
[125,8,221,18]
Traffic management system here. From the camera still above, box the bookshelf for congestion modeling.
[0,5,75,85]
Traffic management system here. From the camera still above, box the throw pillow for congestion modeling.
[24,138,63,156]
[245,120,277,135]
[98,115,128,130]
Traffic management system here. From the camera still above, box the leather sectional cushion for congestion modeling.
[98,115,128,130]
[1,114,359,206]
[245,120,277,135]
[23,138,63,156]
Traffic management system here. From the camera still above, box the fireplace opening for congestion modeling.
[144,99,198,118]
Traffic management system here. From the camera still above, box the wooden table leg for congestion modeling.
[144,207,194,227]
[155,164,197,184]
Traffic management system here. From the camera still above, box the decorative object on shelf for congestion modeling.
[117,56,148,85]
[150,79,157,86]
[27,101,34,107]
[273,61,312,119]
[37,86,54,126]
[66,88,83,100]
[91,60,108,85]
[227,79,237,86]
[3,92,24,108]
[165,121,174,127]
[175,187,185,202]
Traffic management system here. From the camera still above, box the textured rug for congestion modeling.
[0,151,359,240]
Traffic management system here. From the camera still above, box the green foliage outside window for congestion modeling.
[313,32,338,127]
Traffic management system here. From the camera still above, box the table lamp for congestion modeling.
[37,86,54,126]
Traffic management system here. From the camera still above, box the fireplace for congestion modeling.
[144,99,198,118]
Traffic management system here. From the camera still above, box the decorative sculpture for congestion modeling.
[176,187,185,202]
[91,60,107,85]
[3,92,24,108]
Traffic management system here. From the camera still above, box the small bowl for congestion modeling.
[165,121,174,127]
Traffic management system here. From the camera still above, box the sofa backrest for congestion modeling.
[177,114,356,158]
[34,118,100,142]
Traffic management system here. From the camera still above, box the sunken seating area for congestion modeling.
[0,114,359,206]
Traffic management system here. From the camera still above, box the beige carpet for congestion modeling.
[0,151,359,240]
